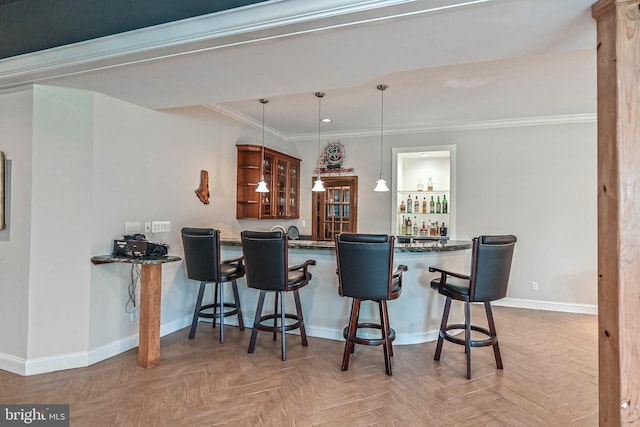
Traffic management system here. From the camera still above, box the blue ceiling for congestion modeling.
[0,0,267,60]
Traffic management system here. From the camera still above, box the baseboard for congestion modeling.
[492,298,597,315]
[88,315,192,366]
[0,315,193,376]
[0,352,27,376]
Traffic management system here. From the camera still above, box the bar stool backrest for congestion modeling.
[241,230,288,291]
[181,227,221,282]
[469,235,517,302]
[335,233,394,301]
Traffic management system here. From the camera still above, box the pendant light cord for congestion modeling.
[315,92,325,177]
[380,86,384,173]
[259,98,268,180]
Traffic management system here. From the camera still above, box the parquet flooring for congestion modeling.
[0,306,597,426]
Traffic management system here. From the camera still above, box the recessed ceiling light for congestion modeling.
[321,118,332,123]
[421,153,429,157]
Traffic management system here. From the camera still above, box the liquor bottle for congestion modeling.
[413,216,418,235]
[406,194,412,213]
[427,177,434,191]
[430,196,435,213]
[422,197,427,214]
[414,196,419,214]
[442,195,448,214]
[401,215,406,235]
[436,196,442,214]
[400,200,406,213]
[406,216,412,236]
[420,221,427,235]
[417,181,424,192]
[440,222,447,237]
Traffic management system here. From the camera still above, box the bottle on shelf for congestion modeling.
[436,196,442,214]
[422,197,427,214]
[430,196,435,214]
[406,194,412,213]
[417,180,424,192]
[413,216,418,236]
[442,195,448,214]
[414,196,419,214]
[427,177,434,191]
[400,200,406,213]
[420,221,427,235]
[401,215,406,235]
[440,222,447,237]
[406,216,412,236]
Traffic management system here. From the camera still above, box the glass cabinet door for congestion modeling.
[261,154,274,218]
[313,177,357,241]
[288,162,298,217]
[277,159,287,217]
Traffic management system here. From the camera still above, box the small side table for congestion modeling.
[91,254,182,367]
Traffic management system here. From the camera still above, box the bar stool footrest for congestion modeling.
[343,322,396,347]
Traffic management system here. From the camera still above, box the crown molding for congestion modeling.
[0,0,488,89]
[285,113,598,142]
[203,104,288,141]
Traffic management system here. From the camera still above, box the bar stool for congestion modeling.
[240,230,316,361]
[429,234,517,379]
[335,233,407,375]
[181,227,245,343]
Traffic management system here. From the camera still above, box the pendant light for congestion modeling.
[374,84,390,192]
[255,98,270,193]
[312,92,327,192]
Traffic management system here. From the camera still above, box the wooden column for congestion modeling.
[592,1,640,424]
[138,263,162,368]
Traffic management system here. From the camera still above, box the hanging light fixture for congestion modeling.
[374,84,390,192]
[255,98,270,193]
[312,92,327,192]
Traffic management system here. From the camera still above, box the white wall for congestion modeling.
[28,86,94,365]
[0,88,33,367]
[0,84,597,375]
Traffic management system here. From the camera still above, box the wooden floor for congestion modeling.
[0,305,597,426]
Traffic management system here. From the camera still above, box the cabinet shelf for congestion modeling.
[399,212,450,215]
[398,190,448,194]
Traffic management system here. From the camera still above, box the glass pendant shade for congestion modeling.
[312,177,326,192]
[374,176,389,192]
[256,179,269,192]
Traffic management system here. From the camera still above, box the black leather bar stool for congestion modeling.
[335,233,407,375]
[241,230,316,361]
[429,234,517,379]
[181,227,245,343]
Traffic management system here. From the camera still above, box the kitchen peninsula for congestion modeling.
[220,237,472,344]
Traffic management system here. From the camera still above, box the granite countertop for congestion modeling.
[220,237,471,252]
[91,254,182,265]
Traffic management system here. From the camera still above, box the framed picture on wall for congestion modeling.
[0,151,5,230]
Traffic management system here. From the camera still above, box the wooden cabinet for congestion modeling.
[236,144,300,219]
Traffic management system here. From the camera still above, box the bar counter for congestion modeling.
[220,238,472,345]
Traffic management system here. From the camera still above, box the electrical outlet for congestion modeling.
[300,220,306,228]
[531,281,539,291]
[130,308,139,322]
[144,222,152,233]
